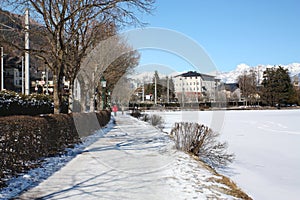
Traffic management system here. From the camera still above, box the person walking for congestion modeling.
[112,105,118,116]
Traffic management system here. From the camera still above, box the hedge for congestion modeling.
[0,111,111,188]
[0,91,69,116]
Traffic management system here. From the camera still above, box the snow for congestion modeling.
[4,114,242,199]
[217,63,300,83]
[154,109,300,200]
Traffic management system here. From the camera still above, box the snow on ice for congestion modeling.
[156,109,300,200]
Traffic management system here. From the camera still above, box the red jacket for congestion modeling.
[112,105,118,112]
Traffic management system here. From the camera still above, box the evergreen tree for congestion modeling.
[152,70,162,99]
[261,66,295,106]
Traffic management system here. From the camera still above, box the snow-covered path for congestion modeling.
[18,114,239,200]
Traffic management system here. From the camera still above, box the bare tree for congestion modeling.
[77,33,140,112]
[110,76,136,114]
[237,70,257,106]
[103,48,140,93]
[0,0,154,113]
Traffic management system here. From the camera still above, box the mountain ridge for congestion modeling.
[216,63,300,83]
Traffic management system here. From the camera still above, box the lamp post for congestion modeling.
[180,78,185,107]
[22,56,24,94]
[154,75,157,104]
[1,47,4,91]
[101,76,107,110]
[24,8,30,95]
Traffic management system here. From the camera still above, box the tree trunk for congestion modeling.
[90,90,95,112]
[53,74,60,114]
[81,90,87,112]
[68,77,75,113]
[53,69,65,114]
[68,86,73,114]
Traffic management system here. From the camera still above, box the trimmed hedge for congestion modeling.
[0,111,111,188]
[0,91,69,116]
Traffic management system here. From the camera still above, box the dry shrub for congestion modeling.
[140,113,150,122]
[171,122,234,168]
[149,114,164,128]
[140,114,164,129]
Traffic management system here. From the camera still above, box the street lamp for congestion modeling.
[101,76,107,110]
[180,77,185,107]
[1,47,4,91]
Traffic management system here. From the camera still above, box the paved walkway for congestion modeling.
[18,114,236,200]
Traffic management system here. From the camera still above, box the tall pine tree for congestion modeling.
[261,66,295,106]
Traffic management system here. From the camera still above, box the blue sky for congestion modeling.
[134,0,300,72]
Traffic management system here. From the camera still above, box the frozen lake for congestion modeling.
[151,109,300,200]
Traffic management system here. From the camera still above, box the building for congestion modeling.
[4,67,22,92]
[173,71,220,103]
[220,83,241,105]
[2,55,23,92]
[292,74,299,89]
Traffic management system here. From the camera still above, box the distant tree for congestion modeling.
[111,76,133,108]
[237,70,257,106]
[157,76,175,103]
[143,73,176,103]
[152,70,162,100]
[169,78,176,101]
[290,75,300,105]
[296,89,300,105]
[103,49,140,93]
[261,66,295,106]
[153,70,160,84]
[144,82,153,97]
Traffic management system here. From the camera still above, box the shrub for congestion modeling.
[0,91,54,116]
[138,113,165,130]
[170,122,234,168]
[130,110,142,118]
[149,114,165,129]
[0,111,111,188]
[140,113,150,122]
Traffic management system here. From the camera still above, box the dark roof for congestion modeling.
[175,71,215,78]
[224,83,239,92]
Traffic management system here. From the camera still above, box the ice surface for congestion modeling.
[158,109,300,200]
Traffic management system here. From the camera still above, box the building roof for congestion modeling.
[174,71,215,78]
[224,83,239,92]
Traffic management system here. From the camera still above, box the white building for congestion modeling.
[174,71,219,103]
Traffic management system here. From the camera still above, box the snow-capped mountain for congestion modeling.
[217,63,300,83]
[128,71,180,84]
